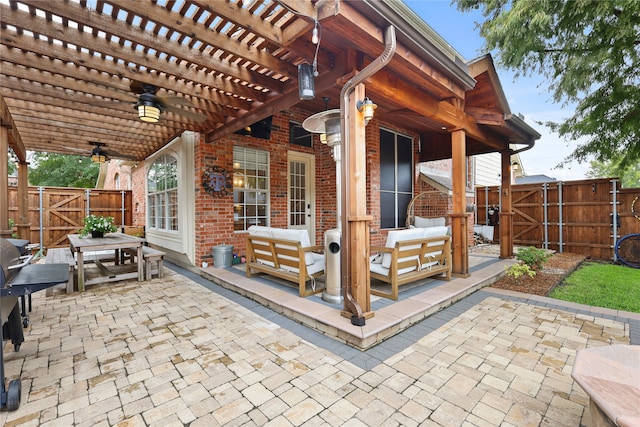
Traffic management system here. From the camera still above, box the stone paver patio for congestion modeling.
[1,264,638,426]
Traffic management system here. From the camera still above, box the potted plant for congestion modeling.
[81,214,118,238]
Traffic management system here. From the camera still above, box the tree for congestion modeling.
[456,0,640,169]
[587,157,640,188]
[7,158,16,176]
[28,152,100,188]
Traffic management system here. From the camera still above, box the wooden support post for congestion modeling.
[17,161,30,240]
[0,126,11,238]
[451,129,469,277]
[499,151,514,258]
[341,83,373,320]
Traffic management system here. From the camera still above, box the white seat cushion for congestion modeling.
[370,262,416,277]
[421,226,448,268]
[381,228,425,269]
[279,254,324,275]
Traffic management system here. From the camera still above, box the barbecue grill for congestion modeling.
[0,238,70,411]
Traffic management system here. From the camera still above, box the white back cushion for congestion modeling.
[271,228,315,265]
[248,225,272,237]
[382,228,425,269]
[414,216,446,228]
[423,226,448,239]
[248,226,274,265]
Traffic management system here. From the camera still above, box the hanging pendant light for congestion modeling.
[298,63,315,100]
[91,146,107,163]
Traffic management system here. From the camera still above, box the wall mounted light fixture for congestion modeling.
[356,97,377,125]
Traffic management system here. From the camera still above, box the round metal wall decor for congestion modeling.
[202,166,232,197]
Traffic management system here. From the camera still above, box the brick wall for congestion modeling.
[194,108,337,265]
[104,109,477,266]
[102,160,146,226]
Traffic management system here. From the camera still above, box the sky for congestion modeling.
[404,0,591,181]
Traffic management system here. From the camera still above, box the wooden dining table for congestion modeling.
[67,232,145,292]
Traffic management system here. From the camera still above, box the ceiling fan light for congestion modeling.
[138,104,160,123]
[91,148,107,163]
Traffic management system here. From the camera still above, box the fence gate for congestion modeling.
[476,178,640,261]
[8,186,132,249]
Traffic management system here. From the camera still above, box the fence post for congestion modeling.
[558,181,563,253]
[85,189,91,216]
[121,190,126,228]
[485,186,489,225]
[542,183,549,249]
[39,186,44,250]
[612,179,618,262]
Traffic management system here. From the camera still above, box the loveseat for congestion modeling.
[245,226,324,297]
[370,226,451,300]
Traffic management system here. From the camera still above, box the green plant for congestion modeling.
[505,263,536,284]
[81,214,117,237]
[516,246,551,271]
[8,218,18,238]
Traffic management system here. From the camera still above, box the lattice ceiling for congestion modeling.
[1,0,538,164]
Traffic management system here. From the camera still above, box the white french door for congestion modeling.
[287,152,315,242]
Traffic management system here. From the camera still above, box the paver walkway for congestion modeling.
[1,264,638,426]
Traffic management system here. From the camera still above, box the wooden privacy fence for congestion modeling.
[476,178,640,260]
[7,186,132,249]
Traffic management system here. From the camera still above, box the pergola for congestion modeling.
[1,0,539,322]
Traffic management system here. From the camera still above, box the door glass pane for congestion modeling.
[289,160,306,226]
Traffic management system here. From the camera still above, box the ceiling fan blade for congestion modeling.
[156,95,194,107]
[61,145,88,153]
[103,149,138,161]
[130,80,158,95]
[163,105,208,122]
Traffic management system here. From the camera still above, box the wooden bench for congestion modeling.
[123,246,165,279]
[370,227,451,300]
[245,226,324,297]
[572,344,640,427]
[44,247,76,294]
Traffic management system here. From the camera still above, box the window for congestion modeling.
[114,173,120,190]
[233,147,269,231]
[147,154,178,231]
[380,128,413,229]
[289,121,312,147]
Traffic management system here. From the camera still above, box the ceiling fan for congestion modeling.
[129,80,207,123]
[63,141,137,162]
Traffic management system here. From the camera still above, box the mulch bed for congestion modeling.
[489,252,587,296]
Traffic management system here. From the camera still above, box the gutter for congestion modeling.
[339,25,397,326]
[358,0,476,91]
[505,113,541,155]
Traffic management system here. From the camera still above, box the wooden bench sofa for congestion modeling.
[370,226,451,300]
[245,226,324,297]
[44,247,76,294]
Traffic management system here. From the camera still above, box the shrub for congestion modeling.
[505,263,536,284]
[516,246,551,270]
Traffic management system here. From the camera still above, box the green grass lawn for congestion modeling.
[550,262,640,313]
